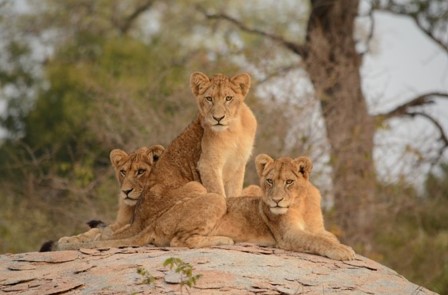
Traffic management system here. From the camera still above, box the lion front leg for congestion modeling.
[279,229,355,261]
[315,229,340,243]
[197,158,226,197]
[55,225,156,251]
[58,222,134,247]
[224,166,245,198]
[57,220,143,250]
[57,228,103,245]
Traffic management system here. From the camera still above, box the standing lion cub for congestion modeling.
[191,72,257,198]
[210,154,356,261]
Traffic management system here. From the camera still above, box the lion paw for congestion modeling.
[97,227,114,240]
[325,244,356,261]
[58,228,102,245]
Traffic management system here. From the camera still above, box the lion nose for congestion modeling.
[213,115,225,123]
[273,197,284,205]
[123,188,133,196]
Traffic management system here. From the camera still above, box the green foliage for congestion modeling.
[373,165,448,294]
[163,257,202,291]
[136,266,156,286]
[135,257,201,294]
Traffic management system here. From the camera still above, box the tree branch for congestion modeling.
[116,0,156,34]
[377,92,448,120]
[406,111,448,165]
[413,17,448,56]
[376,92,448,165]
[196,6,307,57]
[257,65,301,85]
[373,0,448,55]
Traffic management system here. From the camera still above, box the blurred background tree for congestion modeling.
[0,0,447,293]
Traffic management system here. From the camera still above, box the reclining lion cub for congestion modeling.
[51,72,256,250]
[210,154,356,261]
[56,146,164,245]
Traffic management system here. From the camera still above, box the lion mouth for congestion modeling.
[270,206,289,215]
[123,196,139,206]
[122,194,139,202]
[211,123,228,131]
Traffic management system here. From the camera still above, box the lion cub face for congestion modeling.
[190,72,251,132]
[110,145,164,206]
[255,154,313,215]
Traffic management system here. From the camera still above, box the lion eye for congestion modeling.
[266,178,273,186]
[225,96,233,102]
[205,96,213,102]
[120,170,126,177]
[137,169,146,175]
[286,179,294,185]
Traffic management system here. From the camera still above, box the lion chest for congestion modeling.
[217,135,252,178]
[201,127,254,175]
[284,207,306,231]
[222,140,251,178]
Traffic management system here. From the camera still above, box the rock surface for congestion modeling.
[0,243,437,294]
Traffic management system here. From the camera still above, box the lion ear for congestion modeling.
[135,145,164,164]
[110,149,128,168]
[231,73,251,96]
[190,72,210,96]
[255,154,274,177]
[293,156,313,180]
[148,144,165,162]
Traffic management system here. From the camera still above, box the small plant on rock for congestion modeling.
[136,266,156,286]
[163,257,202,294]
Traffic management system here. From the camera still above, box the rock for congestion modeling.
[0,244,437,294]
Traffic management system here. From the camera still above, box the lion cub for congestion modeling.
[108,145,164,230]
[191,72,257,198]
[53,145,164,246]
[211,154,355,261]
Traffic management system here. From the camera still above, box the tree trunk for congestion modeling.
[304,0,376,249]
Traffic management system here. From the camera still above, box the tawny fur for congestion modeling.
[58,145,164,244]
[210,154,356,261]
[191,72,257,198]
[54,72,256,250]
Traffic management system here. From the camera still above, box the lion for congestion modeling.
[191,72,257,198]
[51,72,256,250]
[41,145,165,250]
[208,154,356,261]
[108,145,165,230]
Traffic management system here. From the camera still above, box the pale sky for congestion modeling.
[363,11,448,184]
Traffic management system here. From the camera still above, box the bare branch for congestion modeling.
[258,65,300,85]
[196,6,307,57]
[373,0,448,55]
[115,0,156,34]
[414,17,448,56]
[377,92,448,120]
[376,91,448,165]
[406,111,448,165]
